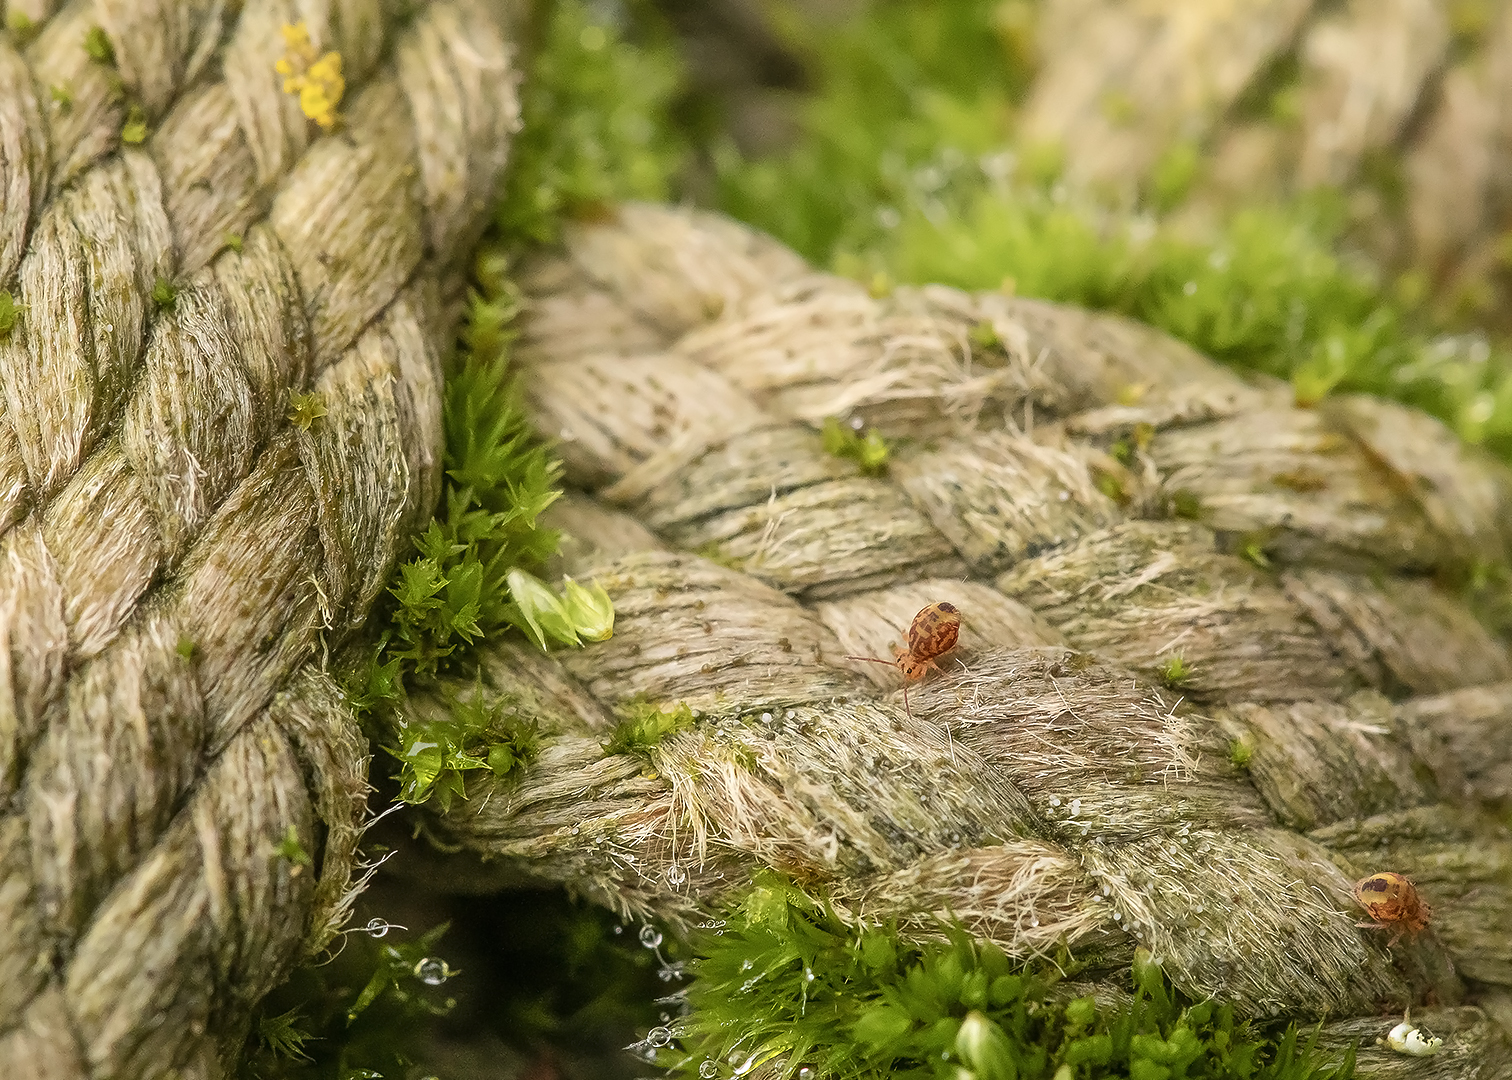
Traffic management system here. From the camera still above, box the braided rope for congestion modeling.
[0,1,520,1074]
[417,203,1512,1073]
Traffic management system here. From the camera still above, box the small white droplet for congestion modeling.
[666,862,688,887]
[1048,797,1061,807]
[798,1069,815,1080]
[639,924,663,949]
[700,1061,720,1078]
[646,1027,673,1048]
[1183,280,1197,296]
[414,957,448,985]
[761,712,773,723]
[364,918,390,938]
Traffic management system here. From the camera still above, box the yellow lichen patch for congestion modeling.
[275,21,344,131]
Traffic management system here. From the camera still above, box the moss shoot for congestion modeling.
[660,875,1353,1080]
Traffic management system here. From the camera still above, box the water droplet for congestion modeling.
[1048,796,1061,807]
[761,712,773,723]
[639,924,663,949]
[666,862,688,887]
[798,1069,815,1080]
[365,918,390,938]
[660,1012,671,1023]
[658,962,686,982]
[700,1061,720,1079]
[613,924,623,935]
[849,416,864,431]
[646,1026,673,1048]
[414,957,448,985]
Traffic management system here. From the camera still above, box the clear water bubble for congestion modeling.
[613,924,623,935]
[665,862,688,887]
[798,1069,815,1080]
[700,1060,720,1078]
[414,957,448,985]
[639,925,663,949]
[646,1027,673,1048]
[364,918,391,938]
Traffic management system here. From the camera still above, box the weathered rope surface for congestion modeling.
[416,204,1512,1075]
[1021,0,1512,271]
[0,1,520,1075]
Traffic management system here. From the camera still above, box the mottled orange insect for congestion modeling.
[1353,872,1431,947]
[846,602,961,720]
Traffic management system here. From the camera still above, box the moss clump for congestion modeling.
[605,701,696,756]
[121,102,149,144]
[822,416,891,476]
[494,0,683,247]
[285,390,326,431]
[150,276,177,309]
[391,684,540,811]
[1159,655,1194,690]
[82,25,114,64]
[662,875,1352,1080]
[0,290,23,337]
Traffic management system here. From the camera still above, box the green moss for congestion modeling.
[661,874,1352,1080]
[695,539,746,571]
[1230,737,1256,771]
[605,701,696,756]
[272,824,312,868]
[822,416,892,475]
[49,83,73,113]
[493,0,684,247]
[223,231,243,253]
[83,25,114,64]
[6,9,35,42]
[121,102,148,144]
[150,276,177,309]
[1158,655,1193,690]
[1170,490,1203,520]
[391,682,539,811]
[285,390,326,431]
[0,291,23,338]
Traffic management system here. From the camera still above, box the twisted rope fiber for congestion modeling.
[0,1,521,1075]
[412,204,1512,1074]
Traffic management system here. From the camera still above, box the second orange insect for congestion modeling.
[846,602,961,720]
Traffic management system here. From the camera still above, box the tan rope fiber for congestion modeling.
[414,203,1512,1075]
[0,1,521,1075]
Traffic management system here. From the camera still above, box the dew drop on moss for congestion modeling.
[639,924,663,949]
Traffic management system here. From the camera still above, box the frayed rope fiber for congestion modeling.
[0,1,521,1075]
[414,204,1512,1075]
